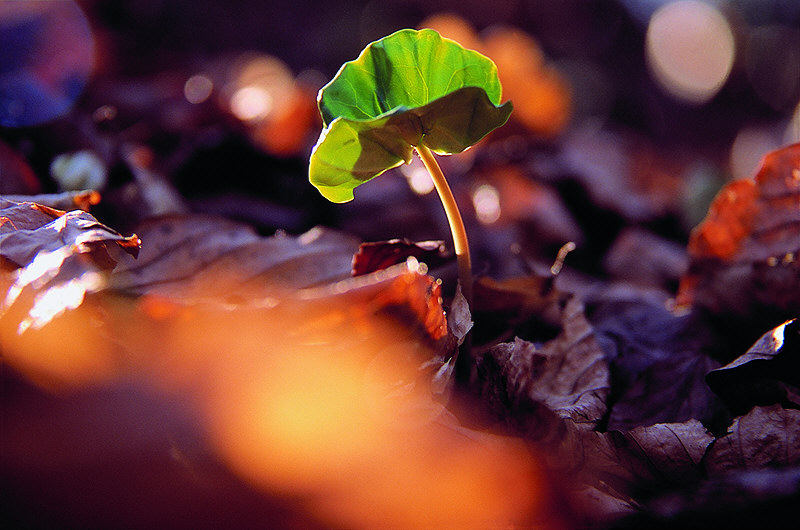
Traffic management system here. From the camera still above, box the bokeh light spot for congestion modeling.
[231,86,273,121]
[224,53,294,123]
[646,1,734,104]
[472,184,502,225]
[183,74,214,104]
[401,158,435,195]
[0,0,94,126]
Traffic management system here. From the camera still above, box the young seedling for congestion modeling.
[309,28,512,306]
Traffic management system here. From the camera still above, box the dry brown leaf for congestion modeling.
[677,143,800,316]
[706,318,800,415]
[0,197,140,331]
[3,190,102,212]
[472,273,568,345]
[705,405,800,475]
[351,238,450,277]
[475,295,609,432]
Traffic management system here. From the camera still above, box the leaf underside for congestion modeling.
[309,28,512,203]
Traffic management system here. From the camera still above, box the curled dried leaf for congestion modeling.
[677,143,800,317]
[475,295,609,433]
[706,318,800,415]
[0,198,140,332]
[351,238,450,276]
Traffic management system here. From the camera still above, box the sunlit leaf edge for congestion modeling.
[317,28,505,126]
[309,87,512,203]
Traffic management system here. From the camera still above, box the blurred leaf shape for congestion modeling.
[3,190,101,212]
[309,28,512,203]
[0,141,40,194]
[421,14,572,137]
[677,143,800,316]
[109,216,448,341]
[0,197,139,332]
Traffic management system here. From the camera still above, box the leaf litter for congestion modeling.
[6,142,800,526]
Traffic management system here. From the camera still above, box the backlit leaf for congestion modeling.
[309,29,512,203]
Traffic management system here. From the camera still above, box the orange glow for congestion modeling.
[2,258,561,528]
[252,81,318,157]
[419,13,483,52]
[198,308,554,528]
[224,53,294,123]
[421,15,572,137]
[0,273,116,390]
[220,53,318,156]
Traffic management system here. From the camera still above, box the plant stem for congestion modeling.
[415,143,472,306]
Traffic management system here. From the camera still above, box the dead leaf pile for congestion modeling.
[6,144,800,528]
[1,201,564,528]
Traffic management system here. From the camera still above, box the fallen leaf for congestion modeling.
[0,197,140,331]
[475,295,609,431]
[602,227,689,289]
[588,298,723,430]
[110,218,356,300]
[351,238,450,277]
[677,143,800,318]
[560,128,687,223]
[704,404,800,475]
[472,273,568,345]
[706,318,800,415]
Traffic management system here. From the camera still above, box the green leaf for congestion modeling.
[309,28,512,203]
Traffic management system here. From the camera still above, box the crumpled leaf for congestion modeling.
[589,298,723,430]
[475,295,609,431]
[566,420,713,493]
[472,273,568,345]
[351,238,450,276]
[705,404,800,475]
[677,143,800,317]
[109,216,448,342]
[110,218,354,299]
[0,197,140,331]
[539,416,714,525]
[707,318,800,415]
